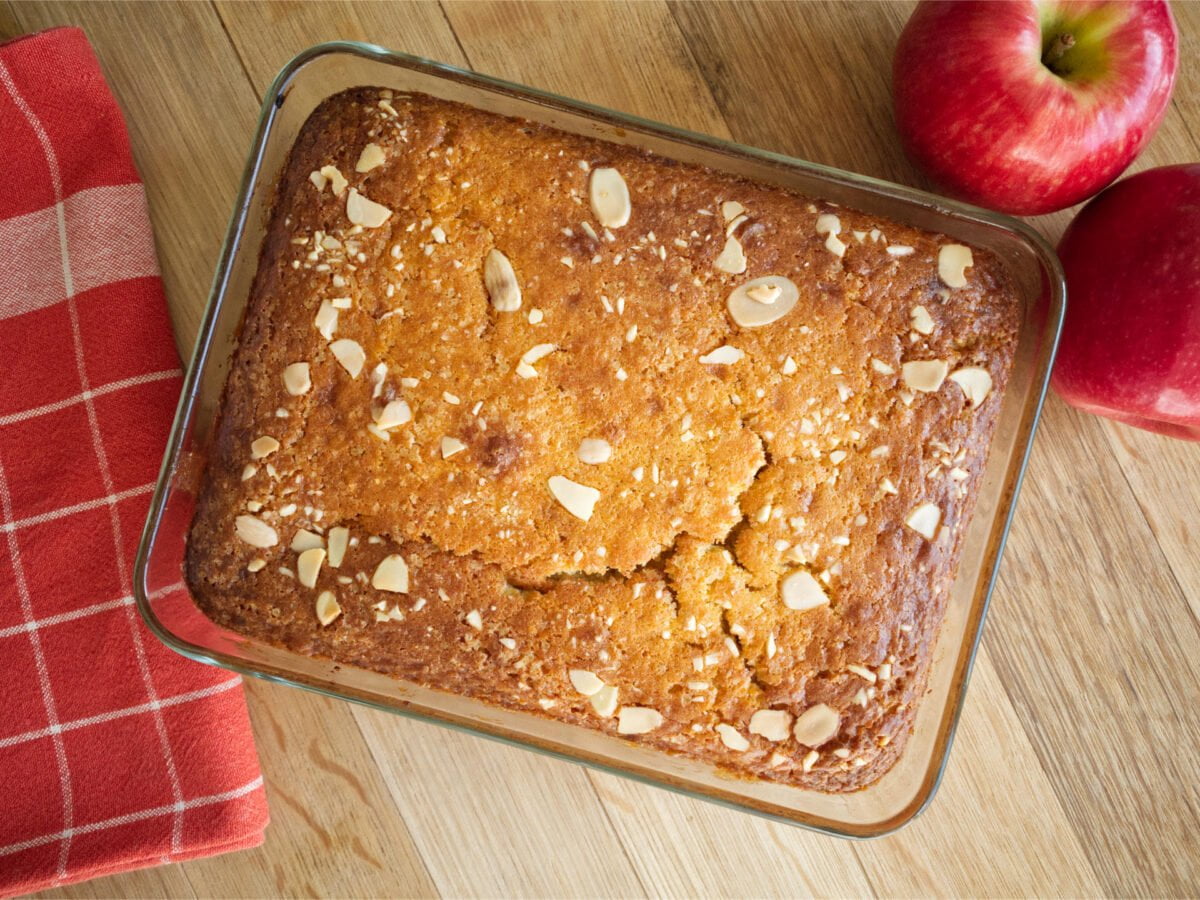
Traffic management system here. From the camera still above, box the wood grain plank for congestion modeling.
[0,2,20,37]
[442,0,730,138]
[8,0,260,356]
[1100,420,1200,625]
[171,681,439,898]
[853,654,1102,898]
[985,398,1200,896]
[668,0,917,186]
[213,0,469,88]
[352,706,648,899]
[587,772,876,899]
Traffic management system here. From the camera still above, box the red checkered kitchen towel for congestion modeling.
[0,27,267,895]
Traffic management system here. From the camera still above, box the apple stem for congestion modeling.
[1043,32,1076,70]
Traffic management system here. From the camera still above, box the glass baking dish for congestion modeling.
[135,41,1064,837]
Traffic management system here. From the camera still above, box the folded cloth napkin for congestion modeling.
[0,27,267,896]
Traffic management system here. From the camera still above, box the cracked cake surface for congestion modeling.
[185,88,1021,792]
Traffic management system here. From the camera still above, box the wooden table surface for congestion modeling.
[5,1,1198,897]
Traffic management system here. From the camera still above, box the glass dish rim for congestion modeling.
[134,39,1066,839]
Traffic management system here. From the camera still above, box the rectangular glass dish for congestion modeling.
[135,41,1064,837]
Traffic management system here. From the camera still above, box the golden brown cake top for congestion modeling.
[187,88,1020,791]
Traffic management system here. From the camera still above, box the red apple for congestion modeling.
[893,0,1177,216]
[1053,165,1200,441]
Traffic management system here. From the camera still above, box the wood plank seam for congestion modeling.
[437,0,475,72]
[580,775,652,899]
[208,0,265,106]
[1102,426,1200,631]
[344,709,444,896]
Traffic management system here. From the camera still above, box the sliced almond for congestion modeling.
[617,706,664,735]
[329,339,365,378]
[370,363,388,399]
[716,724,750,752]
[815,213,845,258]
[377,399,412,430]
[346,187,392,228]
[318,165,348,196]
[372,554,409,593]
[569,669,605,696]
[720,200,746,223]
[484,249,522,312]
[250,436,280,460]
[906,502,942,540]
[887,244,915,257]
[465,609,483,630]
[749,709,793,742]
[910,305,935,335]
[441,436,467,459]
[746,283,781,305]
[235,514,278,548]
[521,344,557,368]
[847,663,877,684]
[577,438,613,465]
[246,558,266,573]
[308,170,327,191]
[315,590,341,626]
[355,142,386,173]
[949,367,993,407]
[782,356,798,375]
[713,235,747,274]
[326,526,349,568]
[314,300,338,340]
[792,703,839,747]
[297,547,326,589]
[282,362,311,396]
[815,213,841,236]
[871,358,895,376]
[589,167,630,229]
[938,244,974,288]
[548,475,601,521]
[724,213,748,237]
[901,359,948,393]
[699,344,744,366]
[727,276,799,329]
[781,570,829,612]
[290,529,325,552]
[589,684,619,718]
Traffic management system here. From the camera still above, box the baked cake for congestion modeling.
[185,88,1020,792]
